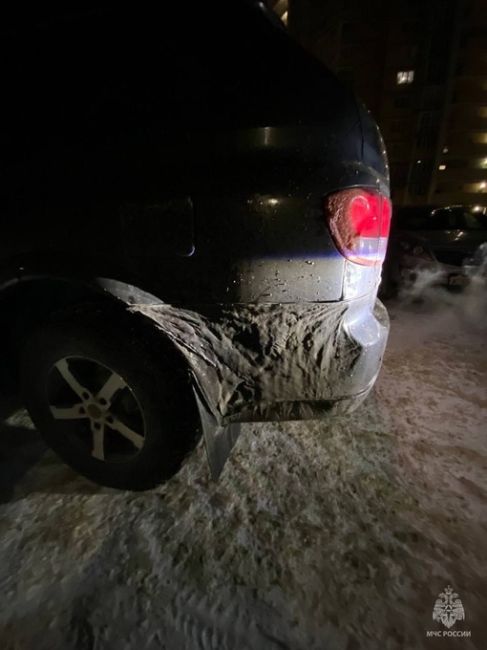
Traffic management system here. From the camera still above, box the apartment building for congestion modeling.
[282,0,487,207]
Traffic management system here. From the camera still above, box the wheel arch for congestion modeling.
[0,273,180,389]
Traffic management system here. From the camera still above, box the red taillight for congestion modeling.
[324,188,392,266]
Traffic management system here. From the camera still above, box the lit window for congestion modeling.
[397,70,415,85]
[464,182,487,193]
[439,164,447,170]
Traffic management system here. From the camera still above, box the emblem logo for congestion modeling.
[432,586,465,629]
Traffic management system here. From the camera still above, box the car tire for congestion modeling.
[20,304,200,490]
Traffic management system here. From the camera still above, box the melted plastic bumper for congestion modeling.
[132,296,389,425]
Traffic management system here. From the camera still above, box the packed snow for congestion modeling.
[0,289,486,649]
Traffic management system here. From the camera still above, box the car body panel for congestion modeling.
[0,2,390,474]
[1,3,389,304]
[132,298,389,425]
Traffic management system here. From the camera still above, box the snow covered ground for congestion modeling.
[0,294,486,649]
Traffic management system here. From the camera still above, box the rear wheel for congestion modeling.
[20,306,199,490]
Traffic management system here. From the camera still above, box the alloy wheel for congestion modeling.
[47,356,146,463]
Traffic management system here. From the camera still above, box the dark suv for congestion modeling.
[0,2,391,489]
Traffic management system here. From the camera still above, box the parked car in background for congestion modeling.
[382,204,487,295]
[0,1,391,490]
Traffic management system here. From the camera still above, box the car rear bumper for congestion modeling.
[133,295,389,424]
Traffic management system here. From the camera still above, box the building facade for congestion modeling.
[284,0,487,207]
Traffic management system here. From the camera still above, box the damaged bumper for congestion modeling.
[133,296,389,424]
[133,296,388,477]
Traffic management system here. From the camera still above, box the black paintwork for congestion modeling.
[0,2,388,307]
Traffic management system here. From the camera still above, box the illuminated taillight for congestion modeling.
[324,188,392,266]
